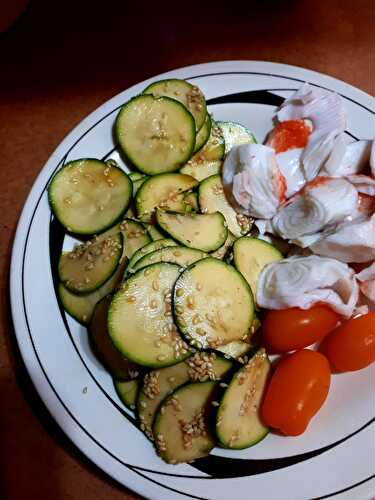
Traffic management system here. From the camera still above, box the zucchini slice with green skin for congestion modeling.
[199,174,253,238]
[183,192,199,212]
[108,263,191,368]
[153,381,217,464]
[194,113,212,153]
[116,94,196,175]
[136,173,198,222]
[180,160,222,182]
[58,233,123,294]
[90,295,140,380]
[103,219,151,259]
[127,239,177,273]
[146,224,166,241]
[233,236,283,297]
[48,159,132,235]
[114,379,139,410]
[128,172,145,182]
[210,231,236,260]
[143,79,207,131]
[132,175,149,195]
[217,121,257,154]
[156,210,227,252]
[58,256,128,324]
[215,349,270,449]
[198,121,225,161]
[138,352,232,440]
[132,246,206,272]
[174,258,254,349]
[217,340,253,360]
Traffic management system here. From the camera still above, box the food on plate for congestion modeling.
[261,349,331,436]
[47,77,375,465]
[320,313,375,372]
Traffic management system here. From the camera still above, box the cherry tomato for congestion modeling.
[262,306,340,352]
[320,312,375,372]
[268,119,310,153]
[261,350,331,436]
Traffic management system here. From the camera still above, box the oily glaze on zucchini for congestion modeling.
[153,381,217,464]
[217,121,257,154]
[174,258,255,349]
[145,224,166,241]
[103,219,151,259]
[137,352,233,440]
[143,79,207,131]
[215,349,270,449]
[108,263,191,368]
[116,94,195,175]
[199,174,253,238]
[127,239,177,273]
[210,231,236,260]
[90,295,140,380]
[58,233,123,294]
[136,173,198,222]
[114,379,139,410]
[48,159,132,235]
[132,246,206,272]
[233,236,283,297]
[156,210,227,252]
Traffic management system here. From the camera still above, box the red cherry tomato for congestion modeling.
[262,306,340,352]
[261,349,331,436]
[320,312,375,372]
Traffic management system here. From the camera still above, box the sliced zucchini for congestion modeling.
[115,379,139,410]
[129,172,145,182]
[132,175,149,195]
[217,121,257,154]
[183,192,199,212]
[153,381,217,464]
[136,173,198,222]
[156,210,227,252]
[127,239,177,273]
[210,231,236,260]
[197,121,225,161]
[58,233,123,294]
[138,353,232,440]
[58,256,127,324]
[217,340,252,360]
[194,113,211,153]
[216,349,270,449]
[146,224,166,241]
[108,263,191,368]
[143,79,206,131]
[116,94,195,175]
[90,295,140,380]
[103,219,151,259]
[132,246,206,272]
[233,237,283,297]
[199,174,253,237]
[174,258,254,349]
[48,159,132,235]
[180,159,222,182]
[125,204,137,219]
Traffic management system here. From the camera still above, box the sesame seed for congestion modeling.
[150,299,158,309]
[196,283,203,291]
[175,305,184,315]
[176,288,184,297]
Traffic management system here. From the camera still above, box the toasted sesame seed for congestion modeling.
[150,299,158,309]
[140,401,147,408]
[175,305,184,315]
[196,327,205,336]
[126,295,136,303]
[212,401,219,407]
[196,282,203,291]
[157,354,166,361]
[176,288,184,297]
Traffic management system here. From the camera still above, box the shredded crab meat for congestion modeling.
[322,135,372,177]
[256,255,358,317]
[346,175,375,196]
[356,262,375,303]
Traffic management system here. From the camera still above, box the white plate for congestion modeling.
[10,61,375,500]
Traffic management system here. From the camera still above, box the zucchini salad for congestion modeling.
[49,79,375,464]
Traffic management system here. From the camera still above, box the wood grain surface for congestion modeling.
[1,0,374,498]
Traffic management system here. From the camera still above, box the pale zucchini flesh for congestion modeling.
[153,381,217,464]
[194,113,211,153]
[132,246,206,272]
[233,236,283,297]
[143,79,207,131]
[115,379,139,410]
[156,210,227,252]
[216,349,270,449]
[217,121,257,154]
[183,192,199,212]
[90,295,140,380]
[138,353,232,440]
[180,160,222,182]
[116,94,196,175]
[127,238,177,273]
[174,258,254,349]
[146,224,166,241]
[136,173,198,222]
[48,159,132,235]
[58,233,123,294]
[199,174,253,238]
[108,263,191,368]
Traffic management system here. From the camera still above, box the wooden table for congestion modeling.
[1,1,374,498]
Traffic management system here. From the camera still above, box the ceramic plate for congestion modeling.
[10,61,375,500]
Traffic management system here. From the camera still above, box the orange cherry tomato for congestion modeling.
[268,119,310,153]
[320,312,375,372]
[262,306,340,353]
[261,350,331,436]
